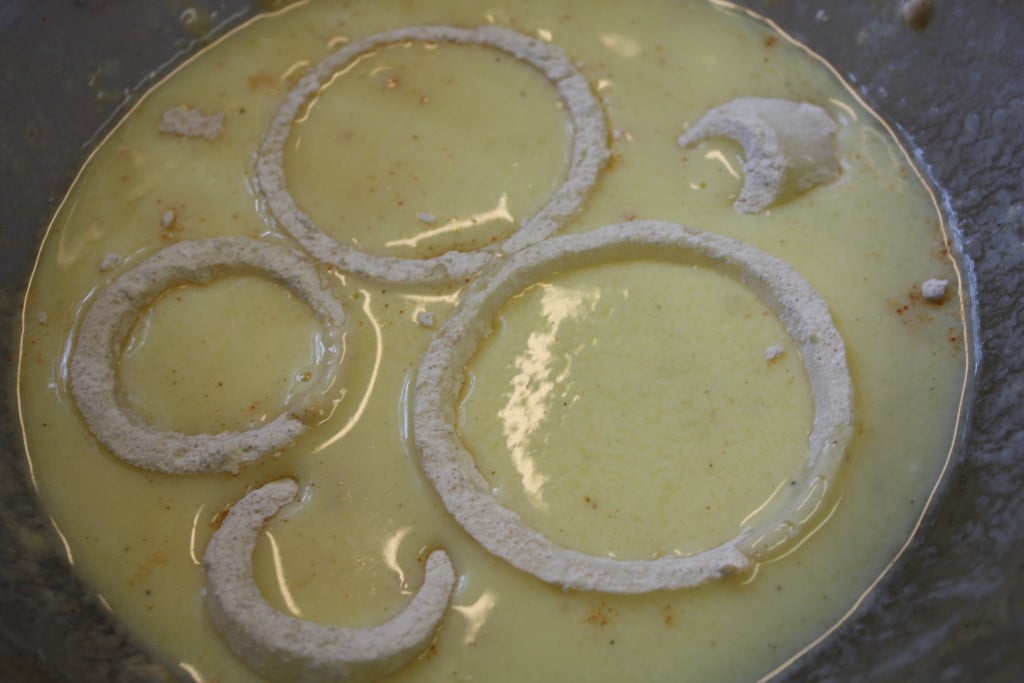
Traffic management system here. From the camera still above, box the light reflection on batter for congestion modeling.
[385,192,513,249]
[499,284,598,508]
[452,589,498,645]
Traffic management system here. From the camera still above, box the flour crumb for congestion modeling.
[161,210,177,229]
[900,0,933,30]
[416,311,435,328]
[159,106,224,140]
[36,311,48,326]
[98,253,123,272]
[921,278,948,302]
[764,344,785,362]
[815,9,829,22]
[417,212,437,224]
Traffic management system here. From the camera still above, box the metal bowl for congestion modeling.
[2,1,1021,680]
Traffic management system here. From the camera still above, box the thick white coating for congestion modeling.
[678,97,840,213]
[69,237,345,474]
[413,221,854,592]
[203,479,456,683]
[256,24,609,285]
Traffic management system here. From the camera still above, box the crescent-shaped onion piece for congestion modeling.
[256,24,609,285]
[69,237,345,474]
[203,479,456,683]
[414,221,853,593]
[678,97,841,213]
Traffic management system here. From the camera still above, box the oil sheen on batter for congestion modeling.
[18,0,968,681]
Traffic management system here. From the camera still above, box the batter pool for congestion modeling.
[17,0,969,681]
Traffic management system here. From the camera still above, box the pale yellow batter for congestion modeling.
[18,0,968,681]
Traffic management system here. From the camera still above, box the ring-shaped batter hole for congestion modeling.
[256,24,609,285]
[69,237,346,474]
[457,259,814,558]
[120,275,325,435]
[285,42,570,263]
[413,221,854,593]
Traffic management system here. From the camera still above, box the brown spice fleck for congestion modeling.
[211,506,230,530]
[584,601,618,627]
[248,71,277,92]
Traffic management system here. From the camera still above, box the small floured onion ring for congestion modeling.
[256,24,609,285]
[678,97,840,214]
[414,221,853,592]
[69,237,345,474]
[204,479,455,683]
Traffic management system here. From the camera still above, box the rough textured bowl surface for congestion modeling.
[1,1,1022,681]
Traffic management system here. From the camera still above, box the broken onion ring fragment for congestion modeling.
[69,237,345,474]
[414,221,853,592]
[678,97,840,213]
[256,24,609,284]
[203,479,456,683]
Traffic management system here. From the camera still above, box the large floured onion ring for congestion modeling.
[256,24,609,285]
[69,237,345,474]
[204,479,455,683]
[414,221,854,592]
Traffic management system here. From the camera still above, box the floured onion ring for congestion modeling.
[69,237,345,474]
[414,221,853,592]
[256,24,609,285]
[678,97,840,214]
[204,479,455,683]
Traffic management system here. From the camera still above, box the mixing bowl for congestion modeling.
[1,1,1021,680]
